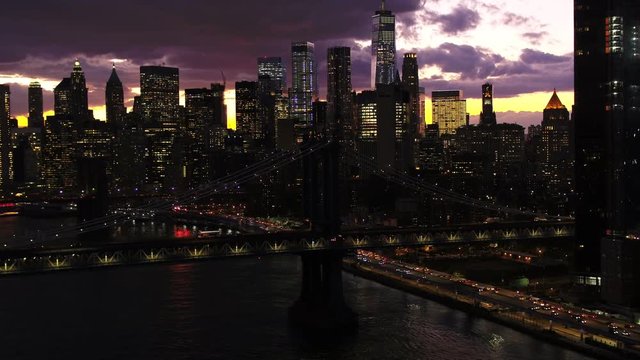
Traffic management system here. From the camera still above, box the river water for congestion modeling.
[0,218,591,360]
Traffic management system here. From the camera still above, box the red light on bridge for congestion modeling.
[174,227,192,238]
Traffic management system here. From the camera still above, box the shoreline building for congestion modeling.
[574,0,640,308]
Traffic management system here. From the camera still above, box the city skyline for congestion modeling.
[0,0,573,129]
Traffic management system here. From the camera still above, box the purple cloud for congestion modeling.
[520,49,570,64]
[426,6,481,35]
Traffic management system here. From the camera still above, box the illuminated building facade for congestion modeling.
[356,85,409,169]
[371,0,396,87]
[235,81,261,146]
[540,90,571,189]
[139,66,180,125]
[43,115,77,191]
[139,66,180,190]
[432,90,467,136]
[258,57,286,95]
[290,41,317,140]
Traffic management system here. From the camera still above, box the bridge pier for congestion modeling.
[289,251,357,331]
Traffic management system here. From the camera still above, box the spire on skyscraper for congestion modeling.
[108,64,122,85]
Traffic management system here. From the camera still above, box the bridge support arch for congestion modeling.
[290,140,357,330]
[289,251,357,330]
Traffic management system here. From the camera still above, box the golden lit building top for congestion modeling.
[545,89,566,110]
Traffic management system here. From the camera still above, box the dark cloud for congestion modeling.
[0,0,571,124]
[0,0,423,117]
[426,6,481,35]
[417,43,505,79]
[520,49,570,64]
[503,12,533,26]
[419,44,573,99]
[522,31,549,45]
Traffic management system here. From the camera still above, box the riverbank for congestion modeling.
[343,258,639,360]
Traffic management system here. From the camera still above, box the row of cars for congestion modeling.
[609,322,633,336]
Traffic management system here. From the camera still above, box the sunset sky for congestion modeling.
[0,0,574,129]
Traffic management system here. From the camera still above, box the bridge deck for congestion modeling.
[0,221,574,276]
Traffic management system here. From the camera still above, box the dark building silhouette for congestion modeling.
[28,81,44,128]
[312,100,327,137]
[402,53,420,136]
[479,83,497,126]
[574,0,640,308]
[106,65,126,125]
[184,88,215,185]
[0,85,11,195]
[77,157,109,242]
[327,46,354,145]
[210,83,227,129]
[54,60,91,121]
[70,60,90,119]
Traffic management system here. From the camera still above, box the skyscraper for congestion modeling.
[258,57,286,95]
[53,60,91,121]
[210,83,227,129]
[355,85,409,170]
[185,88,215,185]
[372,0,396,87]
[106,65,126,125]
[0,85,11,195]
[70,59,90,119]
[28,82,44,128]
[479,83,497,126]
[574,0,640,307]
[139,65,180,189]
[235,81,261,145]
[537,90,572,213]
[54,78,72,117]
[402,53,420,134]
[432,91,467,136]
[290,41,317,140]
[327,47,354,144]
[139,66,180,125]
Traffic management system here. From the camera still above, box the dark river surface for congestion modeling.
[0,217,592,360]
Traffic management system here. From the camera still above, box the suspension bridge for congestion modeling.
[0,139,574,329]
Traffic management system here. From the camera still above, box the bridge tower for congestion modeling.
[290,139,357,330]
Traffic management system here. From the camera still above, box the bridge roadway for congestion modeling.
[0,221,574,276]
